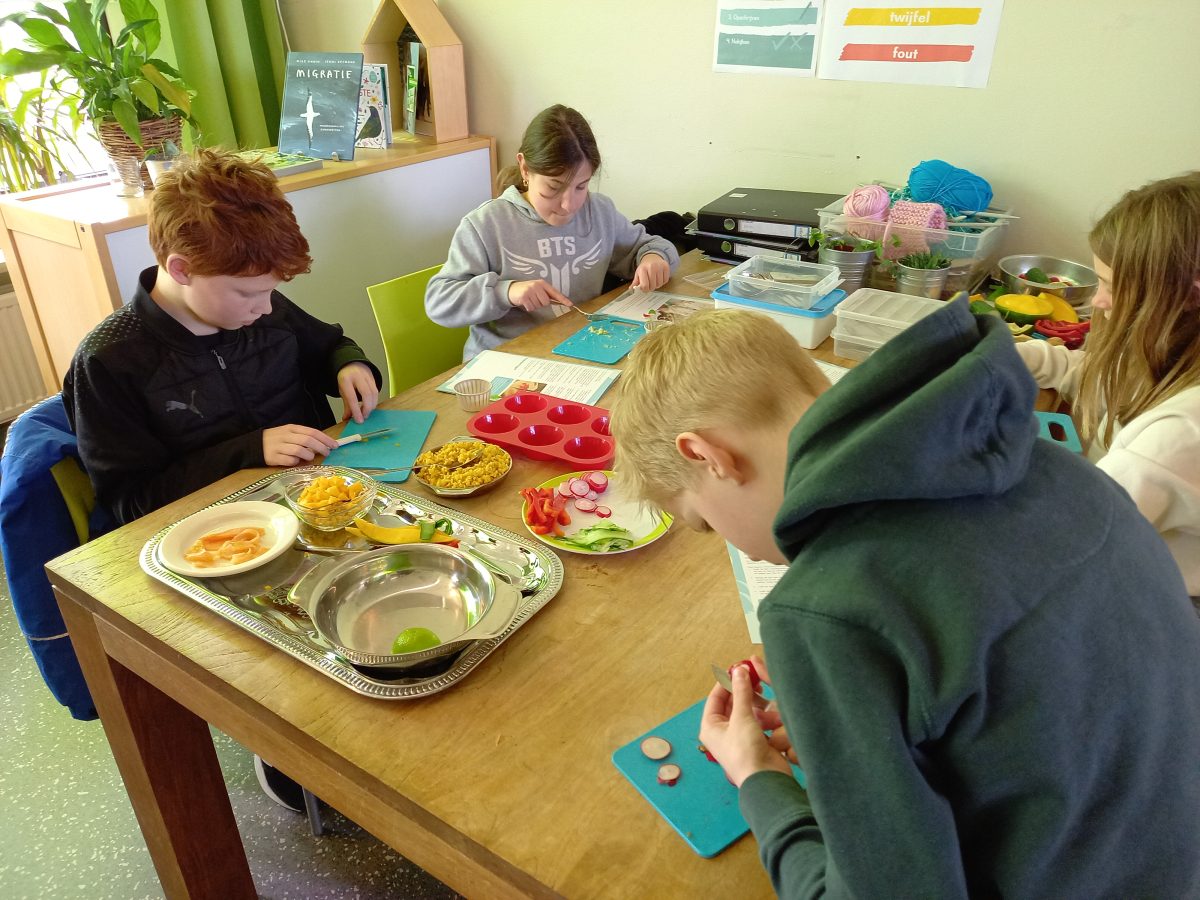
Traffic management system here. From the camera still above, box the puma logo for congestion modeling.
[165,390,204,418]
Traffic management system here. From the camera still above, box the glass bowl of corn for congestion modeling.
[413,437,513,498]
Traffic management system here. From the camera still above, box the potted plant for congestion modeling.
[892,250,952,299]
[0,0,198,196]
[142,138,179,186]
[0,70,83,193]
[812,231,901,295]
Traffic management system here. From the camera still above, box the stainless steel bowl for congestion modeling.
[289,543,519,670]
[998,254,1098,308]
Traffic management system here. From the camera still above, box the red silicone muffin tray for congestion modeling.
[466,391,614,468]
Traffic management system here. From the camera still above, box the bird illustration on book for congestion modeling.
[301,91,319,148]
[356,106,382,142]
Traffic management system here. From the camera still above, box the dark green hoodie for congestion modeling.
[739,298,1200,898]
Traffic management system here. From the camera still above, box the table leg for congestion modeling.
[57,589,256,900]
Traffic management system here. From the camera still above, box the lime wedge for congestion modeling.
[390,627,442,655]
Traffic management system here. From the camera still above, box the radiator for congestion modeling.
[0,289,49,423]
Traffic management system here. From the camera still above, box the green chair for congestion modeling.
[366,264,469,396]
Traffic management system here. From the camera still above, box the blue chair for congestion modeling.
[0,395,115,720]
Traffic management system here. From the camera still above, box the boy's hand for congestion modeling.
[700,665,793,787]
[263,425,339,466]
[337,362,379,424]
[631,253,671,292]
[509,279,570,312]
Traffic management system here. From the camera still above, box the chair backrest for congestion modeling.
[0,394,113,720]
[366,265,469,396]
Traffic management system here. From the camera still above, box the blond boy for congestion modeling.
[613,305,1200,897]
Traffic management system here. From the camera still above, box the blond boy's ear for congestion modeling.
[675,431,746,484]
[164,254,192,286]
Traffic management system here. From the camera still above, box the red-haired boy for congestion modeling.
[65,148,380,526]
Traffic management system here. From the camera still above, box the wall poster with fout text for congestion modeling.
[713,1,825,77]
[816,0,1004,87]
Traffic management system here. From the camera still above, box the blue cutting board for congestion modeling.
[553,317,646,365]
[612,692,805,858]
[1034,411,1083,454]
[323,410,436,483]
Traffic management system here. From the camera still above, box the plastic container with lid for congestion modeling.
[712,282,848,349]
[726,255,840,310]
[833,287,944,347]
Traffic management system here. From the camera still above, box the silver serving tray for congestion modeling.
[139,466,564,698]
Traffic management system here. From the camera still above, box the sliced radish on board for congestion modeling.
[585,471,609,492]
[556,481,574,499]
[698,743,718,763]
[595,506,612,518]
[640,736,672,760]
[657,763,682,786]
[585,489,599,501]
[569,479,591,497]
[573,498,597,513]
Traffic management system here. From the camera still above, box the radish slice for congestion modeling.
[698,743,718,763]
[556,481,574,499]
[657,763,682,786]
[585,471,609,492]
[595,505,612,518]
[569,479,590,497]
[585,489,599,501]
[640,736,672,760]
[573,498,597,513]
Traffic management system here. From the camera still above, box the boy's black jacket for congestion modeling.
[64,267,380,524]
[740,298,1200,898]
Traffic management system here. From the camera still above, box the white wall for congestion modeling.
[281,0,1200,263]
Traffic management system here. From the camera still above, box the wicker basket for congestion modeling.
[96,117,183,191]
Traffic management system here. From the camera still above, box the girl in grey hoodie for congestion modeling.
[425,105,679,360]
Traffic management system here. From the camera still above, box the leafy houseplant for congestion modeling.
[892,251,953,300]
[811,231,899,296]
[0,0,198,193]
[142,137,178,184]
[0,70,83,193]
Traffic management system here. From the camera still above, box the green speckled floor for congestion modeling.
[0,553,461,900]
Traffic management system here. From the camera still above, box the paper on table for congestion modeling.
[437,350,620,405]
[815,359,850,384]
[594,288,715,324]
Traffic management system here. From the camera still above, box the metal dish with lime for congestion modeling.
[521,470,672,555]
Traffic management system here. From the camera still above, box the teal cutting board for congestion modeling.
[612,692,805,858]
[323,410,436,483]
[553,317,646,365]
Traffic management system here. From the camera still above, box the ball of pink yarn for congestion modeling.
[843,185,891,220]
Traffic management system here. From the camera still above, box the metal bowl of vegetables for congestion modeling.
[289,543,520,670]
[413,437,513,498]
[998,255,1098,308]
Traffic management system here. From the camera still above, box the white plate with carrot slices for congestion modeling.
[158,501,300,577]
[520,470,672,555]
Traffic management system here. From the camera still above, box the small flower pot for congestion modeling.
[895,262,950,300]
[144,158,177,186]
[818,246,875,295]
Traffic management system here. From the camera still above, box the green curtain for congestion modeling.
[160,0,287,150]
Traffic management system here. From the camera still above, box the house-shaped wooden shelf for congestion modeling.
[362,0,468,143]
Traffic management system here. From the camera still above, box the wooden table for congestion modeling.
[46,252,1051,898]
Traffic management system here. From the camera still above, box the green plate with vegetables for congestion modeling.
[521,470,672,555]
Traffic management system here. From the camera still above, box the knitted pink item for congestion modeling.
[883,200,948,257]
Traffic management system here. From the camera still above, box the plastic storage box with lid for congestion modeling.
[831,288,944,361]
[817,189,1011,296]
[712,283,848,350]
[725,255,840,310]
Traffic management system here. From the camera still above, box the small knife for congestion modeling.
[336,427,393,447]
[711,662,764,697]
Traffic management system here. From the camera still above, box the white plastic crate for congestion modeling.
[834,288,944,346]
[830,328,882,362]
[712,282,847,350]
[726,255,840,310]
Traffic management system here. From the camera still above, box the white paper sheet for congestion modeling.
[817,0,1004,88]
[437,350,620,405]
[595,288,715,324]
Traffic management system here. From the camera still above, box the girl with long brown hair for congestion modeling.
[426,105,678,360]
[1017,172,1200,595]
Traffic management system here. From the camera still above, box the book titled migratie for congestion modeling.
[278,51,365,161]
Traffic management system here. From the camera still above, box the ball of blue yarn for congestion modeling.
[907,159,993,215]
